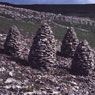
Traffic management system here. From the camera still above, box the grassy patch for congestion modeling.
[0,17,95,48]
[0,17,39,36]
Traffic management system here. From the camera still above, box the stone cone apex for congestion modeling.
[4,25,21,57]
[28,23,56,69]
[61,27,79,58]
[71,40,95,76]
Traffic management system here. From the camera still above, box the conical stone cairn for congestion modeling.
[4,25,21,57]
[61,27,79,58]
[28,23,56,69]
[71,40,95,76]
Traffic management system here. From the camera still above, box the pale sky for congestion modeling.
[0,0,95,4]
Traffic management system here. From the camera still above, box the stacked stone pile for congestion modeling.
[2,23,95,76]
[71,40,95,76]
[4,25,21,57]
[61,27,79,58]
[28,23,56,69]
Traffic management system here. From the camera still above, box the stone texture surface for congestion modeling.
[28,23,56,69]
[4,25,21,57]
[0,33,95,95]
[61,27,79,58]
[0,5,95,95]
[71,40,95,76]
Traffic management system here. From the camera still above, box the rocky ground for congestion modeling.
[0,4,95,27]
[0,3,95,95]
[0,33,95,95]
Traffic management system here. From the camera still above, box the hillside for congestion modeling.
[0,3,95,95]
[0,2,95,18]
[0,3,95,47]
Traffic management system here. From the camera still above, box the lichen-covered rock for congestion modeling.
[4,25,21,57]
[71,40,95,76]
[61,27,79,58]
[28,23,56,69]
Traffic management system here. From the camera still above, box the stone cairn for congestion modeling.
[4,25,21,57]
[71,40,95,76]
[28,23,56,69]
[61,27,79,58]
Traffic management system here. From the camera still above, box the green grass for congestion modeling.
[0,17,39,36]
[76,29,95,47]
[0,16,95,48]
[52,20,95,48]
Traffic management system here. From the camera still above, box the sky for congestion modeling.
[0,0,95,4]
